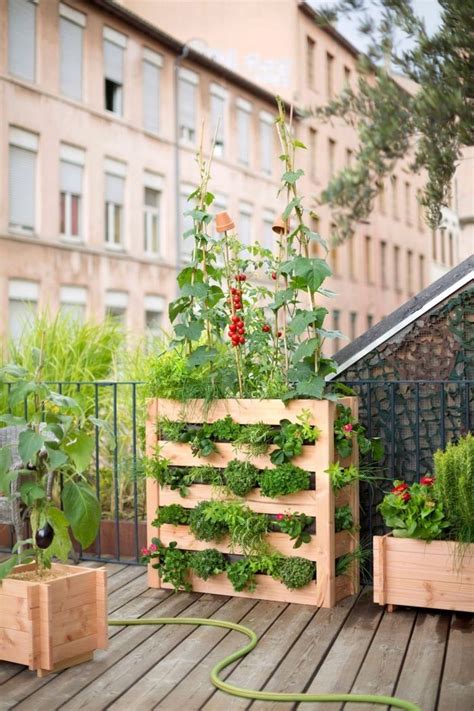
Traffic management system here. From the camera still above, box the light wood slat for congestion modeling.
[313,401,335,608]
[437,614,474,711]
[157,525,353,562]
[146,399,160,589]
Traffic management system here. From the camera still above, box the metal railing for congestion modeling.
[1,379,472,568]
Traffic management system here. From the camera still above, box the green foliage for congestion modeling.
[277,556,314,590]
[144,539,191,592]
[314,0,472,235]
[194,500,270,555]
[274,512,313,548]
[0,355,101,578]
[190,548,226,580]
[335,546,371,577]
[146,459,224,498]
[270,415,320,465]
[378,480,448,540]
[225,459,259,497]
[334,405,383,461]
[335,505,354,533]
[327,463,360,492]
[258,463,310,499]
[232,423,273,456]
[152,504,191,527]
[434,434,474,543]
[188,501,229,543]
[226,553,282,592]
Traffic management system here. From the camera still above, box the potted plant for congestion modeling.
[144,101,381,607]
[374,434,474,612]
[0,353,107,676]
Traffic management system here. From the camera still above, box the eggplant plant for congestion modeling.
[0,349,101,579]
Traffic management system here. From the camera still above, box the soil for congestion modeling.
[7,569,66,583]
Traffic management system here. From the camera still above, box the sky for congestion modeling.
[310,0,442,54]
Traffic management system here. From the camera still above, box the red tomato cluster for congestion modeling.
[228,314,245,347]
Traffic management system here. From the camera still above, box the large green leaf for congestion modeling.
[45,444,69,470]
[0,556,18,581]
[187,346,218,368]
[0,448,12,478]
[63,432,94,473]
[181,283,209,299]
[295,376,326,399]
[46,506,72,562]
[292,338,319,364]
[269,288,295,311]
[20,482,46,507]
[18,429,44,465]
[174,320,204,341]
[62,481,100,548]
[289,309,327,335]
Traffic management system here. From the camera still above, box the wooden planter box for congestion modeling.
[0,562,108,676]
[146,397,359,607]
[374,534,474,612]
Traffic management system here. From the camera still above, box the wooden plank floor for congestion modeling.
[0,560,472,711]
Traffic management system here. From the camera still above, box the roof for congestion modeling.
[331,255,474,378]
[90,0,293,112]
[298,1,361,60]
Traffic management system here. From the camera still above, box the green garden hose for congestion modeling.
[109,617,421,710]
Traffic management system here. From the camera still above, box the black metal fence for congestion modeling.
[1,379,472,569]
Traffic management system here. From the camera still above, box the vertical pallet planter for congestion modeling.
[146,397,359,607]
[374,534,474,612]
[0,562,108,676]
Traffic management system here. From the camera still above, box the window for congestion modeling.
[407,250,413,295]
[348,232,355,280]
[9,127,38,234]
[344,66,351,87]
[105,290,128,324]
[145,295,164,340]
[239,202,253,247]
[143,171,163,255]
[178,68,198,143]
[309,128,317,181]
[448,232,454,266]
[142,48,162,134]
[104,159,125,247]
[236,99,251,165]
[345,148,353,167]
[306,36,315,88]
[416,189,424,231]
[419,255,425,290]
[365,235,372,283]
[310,216,320,257]
[260,112,273,175]
[431,230,437,260]
[330,244,339,276]
[332,310,340,352]
[8,279,38,342]
[391,175,398,219]
[328,139,336,178]
[326,52,334,99]
[367,313,373,330]
[349,312,357,340]
[404,181,411,225]
[103,27,126,115]
[59,3,85,100]
[8,0,36,81]
[210,84,226,157]
[380,240,387,287]
[179,184,194,261]
[60,144,84,241]
[378,180,386,214]
[393,245,400,290]
[60,285,86,322]
[263,209,275,251]
[440,229,446,264]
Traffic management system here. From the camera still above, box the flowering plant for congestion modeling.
[333,404,383,460]
[378,477,448,540]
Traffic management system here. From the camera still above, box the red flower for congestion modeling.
[420,476,434,486]
[275,514,284,521]
[271,272,277,280]
[343,423,353,433]
[149,543,158,552]
[402,492,411,503]
[391,482,408,494]
[141,547,150,556]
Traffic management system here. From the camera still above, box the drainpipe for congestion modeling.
[174,44,190,296]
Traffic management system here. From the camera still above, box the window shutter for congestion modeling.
[106,174,124,204]
[8,0,36,81]
[9,145,35,230]
[60,160,82,194]
[178,78,196,129]
[60,17,83,100]
[104,40,123,83]
[143,60,160,133]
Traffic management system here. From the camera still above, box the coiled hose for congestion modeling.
[109,617,421,710]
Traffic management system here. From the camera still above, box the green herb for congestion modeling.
[188,501,229,542]
[190,549,226,580]
[434,434,474,543]
[159,418,188,442]
[198,500,270,555]
[335,505,354,532]
[186,465,224,487]
[275,512,313,548]
[333,405,383,461]
[258,463,310,498]
[233,422,273,456]
[152,504,190,527]
[327,462,360,492]
[335,546,371,578]
[143,539,191,592]
[226,558,257,592]
[225,459,259,497]
[203,416,242,442]
[277,556,314,590]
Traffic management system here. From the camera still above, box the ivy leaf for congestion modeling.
[63,432,94,473]
[18,430,44,465]
[282,169,304,185]
[62,481,100,548]
[187,346,218,368]
[295,376,326,399]
[174,320,204,341]
[292,338,320,364]
[46,506,72,562]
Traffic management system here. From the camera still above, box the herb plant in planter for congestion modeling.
[374,435,474,613]
[0,357,107,676]
[145,101,363,607]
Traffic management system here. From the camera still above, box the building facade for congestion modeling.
[1,0,466,352]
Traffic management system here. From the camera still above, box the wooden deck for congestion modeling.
[0,560,472,711]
